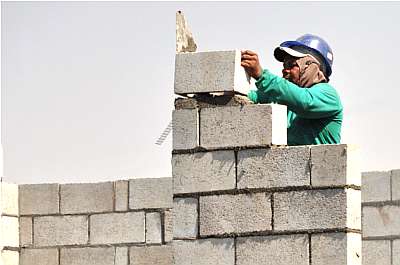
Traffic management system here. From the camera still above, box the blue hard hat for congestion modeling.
[274,34,334,77]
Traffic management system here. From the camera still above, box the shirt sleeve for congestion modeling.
[247,69,342,119]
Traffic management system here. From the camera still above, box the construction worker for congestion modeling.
[241,34,343,145]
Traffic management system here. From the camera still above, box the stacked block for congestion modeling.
[18,178,173,265]
[172,50,361,265]
[362,169,400,265]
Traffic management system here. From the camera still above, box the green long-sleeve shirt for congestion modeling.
[247,69,343,145]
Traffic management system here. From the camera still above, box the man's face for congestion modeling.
[282,56,300,84]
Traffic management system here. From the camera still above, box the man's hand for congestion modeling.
[241,50,263,79]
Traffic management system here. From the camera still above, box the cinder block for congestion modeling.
[362,171,391,202]
[174,50,251,95]
[130,245,173,265]
[237,146,310,189]
[19,217,33,246]
[236,234,309,265]
[60,247,114,265]
[1,216,19,247]
[19,184,59,215]
[362,205,400,237]
[173,197,198,239]
[311,144,361,187]
[164,210,173,242]
[20,248,58,265]
[34,215,88,246]
[173,109,199,150]
[311,232,361,265]
[200,104,287,149]
[394,239,400,265]
[60,182,113,214]
[90,212,145,244]
[173,238,234,265]
[172,151,235,194]
[1,250,19,265]
[146,212,162,244]
[362,240,391,265]
[274,188,361,231]
[115,180,128,211]
[392,169,400,201]
[200,193,272,236]
[129,178,172,209]
[0,183,18,216]
[115,247,128,265]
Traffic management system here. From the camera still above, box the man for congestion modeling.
[241,34,343,146]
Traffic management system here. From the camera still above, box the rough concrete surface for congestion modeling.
[115,247,128,265]
[60,247,115,265]
[200,104,286,149]
[311,144,361,187]
[172,151,235,194]
[392,169,400,201]
[362,240,391,265]
[19,217,33,246]
[173,238,234,265]
[130,245,173,265]
[174,50,250,95]
[114,180,129,211]
[90,212,145,244]
[146,212,162,244]
[34,215,88,246]
[172,108,199,150]
[60,182,114,214]
[394,239,400,265]
[19,184,59,215]
[236,234,309,265]
[20,248,58,265]
[237,146,310,189]
[164,210,174,242]
[362,205,400,237]
[362,171,391,202]
[129,178,172,209]
[1,216,19,247]
[173,197,198,239]
[200,193,272,236]
[311,232,361,265]
[1,250,19,265]
[0,182,19,216]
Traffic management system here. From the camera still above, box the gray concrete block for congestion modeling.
[0,182,18,216]
[173,109,199,150]
[60,182,113,214]
[60,247,114,265]
[1,216,19,247]
[274,189,361,231]
[19,217,33,246]
[115,180,128,211]
[146,212,162,244]
[19,184,59,215]
[236,234,309,265]
[1,250,19,265]
[34,215,88,246]
[237,146,310,189]
[173,238,234,265]
[392,169,400,201]
[173,197,198,239]
[174,50,251,95]
[362,240,391,265]
[20,248,58,265]
[172,151,235,194]
[362,205,400,237]
[164,210,173,242]
[130,245,173,265]
[200,104,287,149]
[90,212,145,244]
[200,193,272,236]
[115,247,128,265]
[129,178,172,209]
[311,232,361,265]
[394,239,400,265]
[311,144,361,187]
[362,171,391,202]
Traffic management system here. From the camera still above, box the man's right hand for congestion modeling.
[241,50,263,79]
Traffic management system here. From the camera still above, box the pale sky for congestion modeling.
[2,1,400,183]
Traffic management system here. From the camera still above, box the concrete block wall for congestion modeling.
[362,169,400,265]
[17,178,173,265]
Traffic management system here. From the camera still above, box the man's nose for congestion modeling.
[282,68,290,75]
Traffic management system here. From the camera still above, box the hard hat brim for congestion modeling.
[274,46,308,62]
